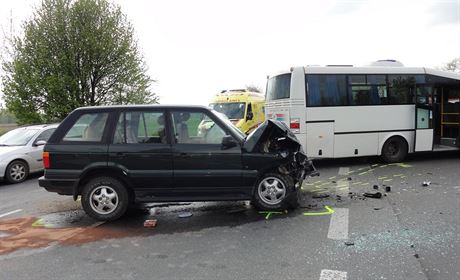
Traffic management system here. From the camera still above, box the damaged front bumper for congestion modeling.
[243,119,319,184]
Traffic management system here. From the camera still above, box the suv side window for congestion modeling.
[171,111,226,144]
[35,128,56,143]
[113,111,166,144]
[63,113,108,142]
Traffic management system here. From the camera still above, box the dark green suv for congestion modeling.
[39,105,317,221]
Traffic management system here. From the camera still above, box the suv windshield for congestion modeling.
[210,102,245,120]
[0,128,40,146]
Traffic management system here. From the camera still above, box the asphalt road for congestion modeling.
[0,152,459,280]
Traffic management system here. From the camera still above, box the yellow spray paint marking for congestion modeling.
[31,218,54,228]
[400,176,407,178]
[361,182,370,186]
[396,163,413,168]
[357,167,367,171]
[358,171,369,175]
[378,176,387,179]
[352,182,362,185]
[371,164,380,167]
[379,165,388,168]
[393,174,404,177]
[328,176,336,180]
[303,206,335,216]
[305,183,315,186]
[383,179,393,182]
[337,186,349,190]
[259,211,284,220]
[313,190,329,194]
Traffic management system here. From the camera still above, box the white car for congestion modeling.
[0,124,58,184]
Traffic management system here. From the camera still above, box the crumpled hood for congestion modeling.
[243,120,302,153]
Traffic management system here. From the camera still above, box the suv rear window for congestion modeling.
[63,112,108,142]
[266,73,291,100]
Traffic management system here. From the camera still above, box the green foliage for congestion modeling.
[442,57,460,73]
[1,0,157,125]
[245,84,263,93]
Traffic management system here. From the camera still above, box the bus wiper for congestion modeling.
[0,144,9,146]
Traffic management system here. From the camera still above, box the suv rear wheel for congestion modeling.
[81,176,129,221]
[252,173,297,211]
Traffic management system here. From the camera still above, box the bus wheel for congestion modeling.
[381,136,408,163]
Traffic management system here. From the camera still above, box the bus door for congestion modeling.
[414,86,434,151]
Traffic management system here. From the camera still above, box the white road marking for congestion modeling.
[327,208,349,240]
[338,167,349,175]
[320,269,347,280]
[336,180,349,197]
[0,209,23,219]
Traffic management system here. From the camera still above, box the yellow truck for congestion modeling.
[209,89,265,134]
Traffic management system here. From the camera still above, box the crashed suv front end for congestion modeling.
[242,120,318,209]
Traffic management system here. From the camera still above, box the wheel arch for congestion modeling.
[76,167,134,202]
[4,158,30,176]
[378,132,413,156]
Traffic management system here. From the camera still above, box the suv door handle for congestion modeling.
[179,152,190,158]
[115,152,126,158]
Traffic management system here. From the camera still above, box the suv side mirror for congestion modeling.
[34,140,47,146]
[222,135,237,149]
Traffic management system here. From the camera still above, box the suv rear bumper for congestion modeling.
[38,176,76,196]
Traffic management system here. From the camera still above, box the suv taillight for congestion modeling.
[43,152,50,169]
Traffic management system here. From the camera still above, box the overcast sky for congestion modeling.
[1,0,459,105]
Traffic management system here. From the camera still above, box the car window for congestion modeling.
[0,128,40,146]
[113,111,166,144]
[35,128,56,143]
[171,111,226,144]
[63,113,108,142]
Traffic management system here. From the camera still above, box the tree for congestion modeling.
[245,84,263,93]
[1,0,157,124]
[442,57,460,73]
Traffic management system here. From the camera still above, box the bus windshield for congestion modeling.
[210,102,246,120]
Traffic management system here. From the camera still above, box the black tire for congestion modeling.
[381,136,408,163]
[252,172,296,211]
[81,176,129,221]
[5,160,29,184]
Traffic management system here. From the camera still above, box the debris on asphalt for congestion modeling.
[373,185,379,190]
[347,177,352,181]
[363,192,382,199]
[331,180,336,184]
[178,212,193,218]
[336,195,342,201]
[143,219,157,228]
[384,185,391,192]
[422,181,431,187]
[414,253,420,259]
[344,241,355,246]
[312,194,330,199]
[373,207,382,210]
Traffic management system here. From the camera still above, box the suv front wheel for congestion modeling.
[81,176,129,221]
[252,173,297,211]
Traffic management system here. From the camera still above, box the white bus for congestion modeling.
[265,60,460,162]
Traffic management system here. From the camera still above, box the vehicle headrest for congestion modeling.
[157,115,165,125]
[180,112,190,122]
